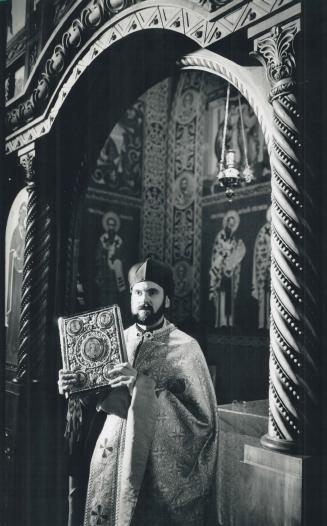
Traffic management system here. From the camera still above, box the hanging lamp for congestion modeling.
[216,84,254,200]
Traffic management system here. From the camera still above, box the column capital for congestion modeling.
[18,143,36,184]
[253,22,300,102]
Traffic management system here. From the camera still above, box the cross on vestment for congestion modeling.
[91,504,109,525]
[99,438,113,458]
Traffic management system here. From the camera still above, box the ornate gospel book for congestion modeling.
[58,305,127,395]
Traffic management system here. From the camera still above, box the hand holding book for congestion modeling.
[58,305,127,397]
[105,362,137,395]
[58,369,78,396]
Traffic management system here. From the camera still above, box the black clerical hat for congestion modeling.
[128,257,174,298]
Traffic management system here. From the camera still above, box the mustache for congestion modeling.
[138,304,153,311]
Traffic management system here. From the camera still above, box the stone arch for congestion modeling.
[5,1,313,457]
[178,50,272,150]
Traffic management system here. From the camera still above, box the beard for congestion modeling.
[133,299,165,327]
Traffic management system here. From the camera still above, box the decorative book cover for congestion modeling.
[58,305,127,395]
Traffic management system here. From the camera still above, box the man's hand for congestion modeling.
[58,369,77,396]
[106,362,137,395]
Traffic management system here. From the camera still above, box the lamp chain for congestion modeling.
[220,83,230,165]
[238,93,249,169]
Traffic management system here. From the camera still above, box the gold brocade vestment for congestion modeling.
[84,320,218,526]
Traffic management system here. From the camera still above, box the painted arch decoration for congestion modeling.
[5,0,293,153]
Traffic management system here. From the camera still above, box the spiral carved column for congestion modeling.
[16,144,51,382]
[254,25,318,452]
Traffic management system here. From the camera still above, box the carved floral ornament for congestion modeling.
[19,149,36,183]
[5,0,296,149]
[253,24,299,102]
[7,0,131,131]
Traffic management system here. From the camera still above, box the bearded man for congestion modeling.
[58,257,218,526]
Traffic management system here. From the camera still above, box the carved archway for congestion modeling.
[4,0,286,153]
[6,0,316,456]
[178,50,272,149]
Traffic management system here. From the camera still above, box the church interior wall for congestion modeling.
[4,2,327,525]
[72,68,271,404]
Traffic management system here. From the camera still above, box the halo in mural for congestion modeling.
[222,209,240,233]
[173,172,195,210]
[175,89,200,125]
[173,261,193,298]
[102,211,121,232]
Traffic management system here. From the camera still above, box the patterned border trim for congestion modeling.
[64,156,87,314]
[165,76,177,267]
[5,0,295,151]
[86,189,142,207]
[141,79,170,260]
[166,71,205,322]
[202,181,271,205]
[192,78,205,321]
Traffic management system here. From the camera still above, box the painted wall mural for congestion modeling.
[5,188,28,365]
[166,71,205,326]
[202,194,271,332]
[79,199,141,326]
[79,97,146,325]
[252,205,271,329]
[91,100,145,197]
[141,79,170,260]
[209,210,246,328]
[78,70,271,333]
[96,211,127,298]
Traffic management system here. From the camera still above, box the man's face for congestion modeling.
[227,217,235,228]
[107,218,116,233]
[180,177,188,192]
[177,265,186,279]
[225,216,235,235]
[131,280,167,327]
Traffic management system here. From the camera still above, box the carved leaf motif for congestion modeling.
[276,25,297,62]
[20,151,35,182]
[256,24,297,85]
